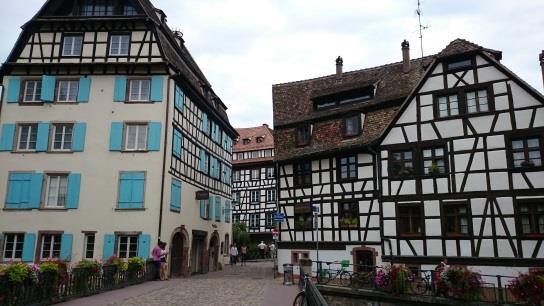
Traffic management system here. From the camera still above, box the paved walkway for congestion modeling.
[58,262,298,306]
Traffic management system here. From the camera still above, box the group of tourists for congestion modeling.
[229,241,276,265]
[152,241,170,281]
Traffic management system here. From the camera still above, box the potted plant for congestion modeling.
[39,261,60,301]
[428,163,442,175]
[439,265,483,300]
[521,160,535,168]
[508,271,544,306]
[127,257,145,282]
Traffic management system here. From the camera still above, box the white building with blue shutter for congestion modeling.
[0,0,237,277]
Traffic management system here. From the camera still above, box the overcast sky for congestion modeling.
[1,0,543,128]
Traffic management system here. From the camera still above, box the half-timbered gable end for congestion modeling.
[379,39,544,273]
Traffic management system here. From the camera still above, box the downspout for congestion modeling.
[157,75,172,243]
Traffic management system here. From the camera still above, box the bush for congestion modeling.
[39,261,59,274]
[76,260,101,275]
[127,257,145,271]
[374,265,410,294]
[508,271,544,306]
[105,256,128,272]
[439,265,483,300]
[4,262,29,283]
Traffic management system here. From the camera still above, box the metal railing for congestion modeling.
[299,265,329,306]
[0,262,157,306]
[313,261,525,305]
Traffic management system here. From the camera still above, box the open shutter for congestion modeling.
[207,198,213,220]
[174,85,184,110]
[72,122,86,152]
[41,75,56,102]
[215,196,221,222]
[109,122,123,151]
[6,78,21,103]
[200,112,208,134]
[131,172,145,208]
[113,76,127,102]
[170,179,181,212]
[66,173,81,209]
[6,173,31,209]
[173,129,182,158]
[138,234,151,259]
[77,76,91,102]
[22,233,36,262]
[36,123,50,152]
[225,200,231,223]
[150,76,164,102]
[0,124,15,151]
[60,234,73,261]
[199,149,207,173]
[147,122,161,151]
[200,200,206,219]
[29,173,43,209]
[118,172,133,209]
[102,234,115,260]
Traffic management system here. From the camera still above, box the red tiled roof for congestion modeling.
[234,124,274,152]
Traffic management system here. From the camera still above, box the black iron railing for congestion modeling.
[299,265,328,306]
[0,262,157,306]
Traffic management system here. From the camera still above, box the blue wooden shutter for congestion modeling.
[131,172,145,208]
[77,76,91,102]
[225,200,231,223]
[209,156,216,178]
[199,149,207,173]
[66,173,81,209]
[36,123,50,152]
[60,234,73,261]
[172,129,182,158]
[113,76,127,102]
[150,76,164,102]
[29,173,44,209]
[211,122,217,141]
[72,122,86,152]
[201,113,208,134]
[6,78,21,103]
[6,173,32,209]
[109,122,123,151]
[138,234,150,259]
[170,179,181,212]
[102,234,115,260]
[215,196,221,222]
[22,233,36,262]
[207,198,212,220]
[200,200,206,219]
[0,124,15,151]
[118,172,133,209]
[147,122,161,151]
[174,85,184,110]
[41,75,56,102]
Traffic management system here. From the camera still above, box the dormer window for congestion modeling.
[296,125,311,146]
[256,136,264,143]
[242,138,250,145]
[80,0,113,16]
[343,115,361,137]
[314,86,374,110]
[446,57,473,71]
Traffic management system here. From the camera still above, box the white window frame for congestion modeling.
[266,213,274,228]
[83,233,95,259]
[56,80,79,102]
[124,123,148,151]
[40,234,61,260]
[62,35,83,57]
[109,34,130,56]
[45,174,69,208]
[266,189,276,202]
[17,124,38,151]
[51,123,74,151]
[3,233,24,261]
[266,167,275,178]
[250,190,260,204]
[117,235,138,259]
[233,170,241,182]
[23,80,42,102]
[249,214,259,229]
[128,79,151,102]
[233,192,240,203]
[251,168,260,180]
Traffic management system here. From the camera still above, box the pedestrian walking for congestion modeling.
[268,242,276,259]
[151,241,163,280]
[230,244,239,265]
[240,244,248,266]
[258,241,266,259]
[159,242,169,281]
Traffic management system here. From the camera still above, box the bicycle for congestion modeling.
[293,274,309,306]
[319,261,352,287]
[410,271,433,295]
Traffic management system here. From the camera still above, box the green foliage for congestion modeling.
[127,257,145,271]
[39,262,59,274]
[4,263,29,283]
[232,223,250,246]
[76,260,102,275]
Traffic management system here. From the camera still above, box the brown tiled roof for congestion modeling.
[234,124,274,152]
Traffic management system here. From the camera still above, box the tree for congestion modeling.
[232,223,250,246]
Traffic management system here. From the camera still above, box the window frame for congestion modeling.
[250,190,260,204]
[108,33,131,57]
[55,79,80,103]
[337,155,358,182]
[266,167,276,179]
[516,199,544,237]
[343,115,361,138]
[433,84,495,120]
[83,232,95,259]
[444,56,475,73]
[61,34,84,57]
[21,80,42,103]
[294,161,312,187]
[338,201,359,229]
[2,233,25,261]
[441,201,471,237]
[250,168,260,181]
[127,79,151,102]
[39,232,62,261]
[16,123,39,152]
[388,149,416,178]
[294,203,313,231]
[44,173,69,209]
[506,131,544,172]
[397,203,424,237]
[295,125,311,147]
[265,212,274,229]
[421,146,448,177]
[116,234,139,259]
[266,188,276,203]
[50,123,74,152]
[123,122,148,152]
[233,170,241,182]
[249,213,259,229]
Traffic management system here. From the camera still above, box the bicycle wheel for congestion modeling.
[292,291,308,306]
[410,277,427,295]
[338,271,352,287]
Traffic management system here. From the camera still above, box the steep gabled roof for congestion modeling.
[233,124,274,165]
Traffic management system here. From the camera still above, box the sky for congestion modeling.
[0,0,543,128]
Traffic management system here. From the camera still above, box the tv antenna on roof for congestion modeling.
[416,0,430,57]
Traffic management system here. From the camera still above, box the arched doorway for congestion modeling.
[208,232,220,272]
[170,227,189,277]
[353,246,378,273]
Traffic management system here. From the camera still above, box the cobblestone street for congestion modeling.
[58,262,298,306]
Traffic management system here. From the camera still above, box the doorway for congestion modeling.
[208,233,219,272]
[353,247,377,272]
[170,232,184,277]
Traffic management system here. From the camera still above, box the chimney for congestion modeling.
[336,56,343,78]
[262,123,269,128]
[540,50,544,90]
[402,40,410,73]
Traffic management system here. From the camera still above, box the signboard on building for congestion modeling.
[195,190,209,200]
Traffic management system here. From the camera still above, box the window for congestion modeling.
[398,204,422,235]
[250,190,260,204]
[128,79,151,102]
[251,168,260,180]
[17,124,38,151]
[84,233,95,259]
[251,151,260,159]
[123,5,137,15]
[233,170,241,182]
[437,94,460,118]
[519,201,544,235]
[249,214,259,229]
[62,35,83,56]
[294,203,313,230]
[23,80,42,102]
[338,155,357,180]
[233,191,240,203]
[45,174,68,208]
[242,138,250,145]
[80,0,114,16]
[3,233,24,260]
[443,203,470,235]
[314,86,374,110]
[446,58,472,71]
[390,150,414,177]
[339,202,359,229]
[511,137,542,168]
[296,125,311,146]
[109,34,130,56]
[266,213,274,228]
[291,251,310,265]
[344,115,361,137]
[51,123,73,151]
[124,124,147,151]
[294,161,312,186]
[466,89,489,113]
[422,147,446,175]
[56,80,79,102]
[266,189,276,202]
[41,234,61,260]
[117,235,138,259]
[266,167,276,178]
[232,214,240,224]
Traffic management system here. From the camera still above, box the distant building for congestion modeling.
[0,0,237,276]
[273,39,544,276]
[232,124,277,244]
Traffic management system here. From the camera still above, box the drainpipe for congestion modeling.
[157,75,172,243]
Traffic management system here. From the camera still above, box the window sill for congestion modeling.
[3,208,33,211]
[445,233,470,238]
[121,150,150,153]
[433,111,495,122]
[11,150,39,154]
[115,208,146,211]
[521,234,544,239]
[124,101,153,104]
[39,208,69,211]
[509,166,544,173]
[18,102,44,106]
[170,208,181,213]
[399,233,423,238]
[337,177,358,183]
[48,150,75,154]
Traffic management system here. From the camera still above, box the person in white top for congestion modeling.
[258,241,266,259]
[230,244,239,265]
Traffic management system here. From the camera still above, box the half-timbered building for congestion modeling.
[0,0,237,276]
[273,39,544,276]
[231,124,276,243]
